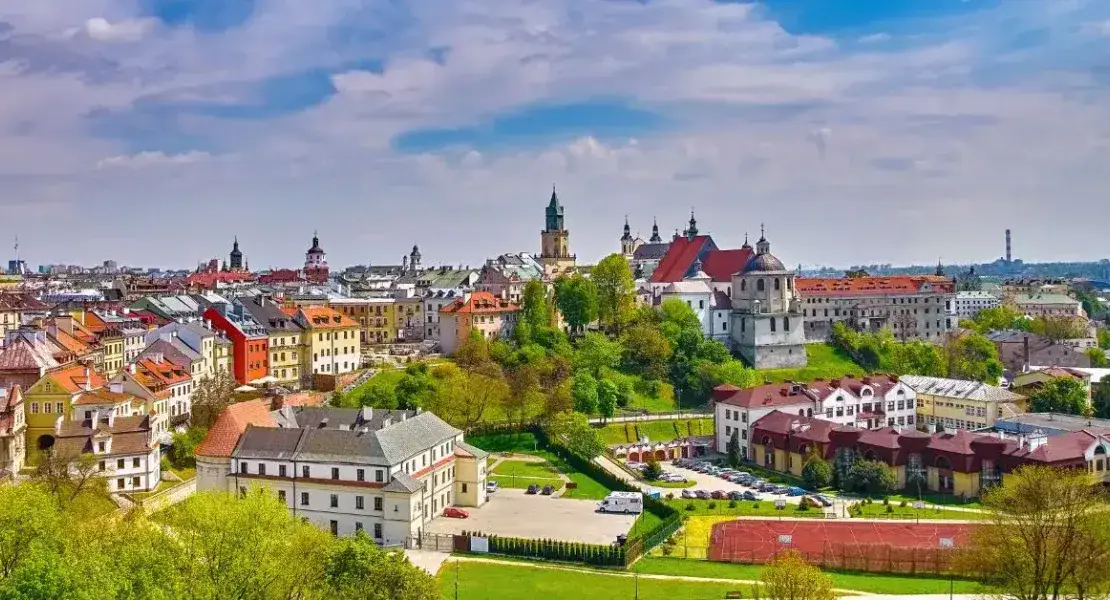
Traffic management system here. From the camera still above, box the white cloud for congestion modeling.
[858,33,892,44]
[96,151,213,169]
[82,17,157,42]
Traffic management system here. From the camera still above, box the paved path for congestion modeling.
[589,411,711,425]
[487,454,572,495]
[405,549,451,574]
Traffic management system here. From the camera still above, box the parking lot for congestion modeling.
[638,462,804,504]
[425,489,637,545]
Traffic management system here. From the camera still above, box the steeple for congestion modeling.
[649,218,662,243]
[741,232,751,249]
[687,209,698,239]
[410,244,422,273]
[545,185,565,231]
[229,236,243,270]
[755,223,770,255]
[621,216,632,242]
[935,259,944,277]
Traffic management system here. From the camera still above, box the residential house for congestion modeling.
[139,337,205,382]
[54,411,162,493]
[287,307,361,377]
[438,292,520,355]
[331,297,396,345]
[0,331,60,391]
[0,293,48,340]
[475,253,544,304]
[0,386,26,476]
[1008,293,1084,319]
[902,375,1025,432]
[987,331,1093,372]
[23,365,108,463]
[203,303,270,385]
[129,295,211,322]
[134,354,194,428]
[393,288,423,342]
[712,375,917,460]
[796,276,956,342]
[145,320,221,381]
[749,409,1110,497]
[197,404,487,543]
[236,296,306,388]
[1011,367,1092,403]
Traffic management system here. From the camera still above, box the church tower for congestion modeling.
[649,218,662,244]
[229,237,243,271]
[620,216,636,257]
[728,226,807,369]
[539,185,575,276]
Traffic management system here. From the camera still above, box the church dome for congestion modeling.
[743,252,786,273]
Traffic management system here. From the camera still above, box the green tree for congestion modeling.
[169,426,209,469]
[503,364,543,429]
[801,452,834,490]
[573,333,622,376]
[545,412,605,459]
[596,378,618,421]
[520,280,551,335]
[571,372,599,414]
[660,297,702,335]
[642,458,663,481]
[454,329,492,370]
[842,460,897,495]
[1093,379,1110,419]
[591,254,635,332]
[0,485,62,579]
[322,532,437,600]
[1029,377,1089,416]
[1098,328,1110,350]
[1087,347,1108,368]
[357,381,399,410]
[760,550,835,600]
[189,369,239,429]
[1029,315,1086,343]
[553,274,599,336]
[944,331,1005,383]
[965,305,1026,334]
[620,323,672,381]
[726,429,741,468]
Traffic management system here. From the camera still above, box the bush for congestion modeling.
[899,500,908,508]
[886,504,894,513]
[752,503,760,510]
[686,502,696,511]
[728,500,737,508]
[707,501,716,510]
[882,497,890,505]
[666,492,675,500]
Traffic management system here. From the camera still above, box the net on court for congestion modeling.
[708,519,977,574]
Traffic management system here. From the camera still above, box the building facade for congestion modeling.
[0,386,26,476]
[288,307,361,377]
[538,187,576,277]
[304,233,329,285]
[797,276,956,342]
[901,375,1025,432]
[438,292,520,355]
[954,291,1000,321]
[237,296,305,387]
[204,304,270,385]
[728,232,807,369]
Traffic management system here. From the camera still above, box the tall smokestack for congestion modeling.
[1005,229,1012,263]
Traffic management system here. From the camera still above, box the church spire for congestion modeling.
[650,217,662,243]
[742,232,751,249]
[621,215,632,242]
[687,209,698,239]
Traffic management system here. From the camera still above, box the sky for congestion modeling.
[3,0,1110,271]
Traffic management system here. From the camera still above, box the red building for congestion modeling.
[258,269,304,285]
[203,305,270,385]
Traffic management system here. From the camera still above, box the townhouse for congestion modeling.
[134,354,194,428]
[331,297,396,345]
[24,365,108,463]
[0,386,26,476]
[146,320,222,380]
[55,406,162,493]
[196,403,488,543]
[712,375,917,460]
[0,331,60,391]
[287,306,361,377]
[438,291,520,355]
[203,303,270,385]
[749,409,1110,497]
[236,296,306,388]
[901,375,1025,432]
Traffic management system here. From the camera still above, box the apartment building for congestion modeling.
[954,291,1000,320]
[901,375,1025,432]
[796,276,956,341]
[438,292,520,355]
[237,296,306,388]
[196,404,488,544]
[55,407,162,493]
[287,307,361,377]
[203,303,270,385]
[0,386,26,476]
[712,375,917,460]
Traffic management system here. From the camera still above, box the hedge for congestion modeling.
[464,531,625,567]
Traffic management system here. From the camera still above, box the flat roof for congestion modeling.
[991,412,1110,436]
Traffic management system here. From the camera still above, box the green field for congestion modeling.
[468,433,616,500]
[606,371,677,413]
[468,432,541,454]
[438,561,755,600]
[599,418,714,445]
[530,450,613,500]
[633,558,984,595]
[492,459,562,479]
[489,475,565,491]
[850,501,988,521]
[758,344,865,383]
[666,499,824,518]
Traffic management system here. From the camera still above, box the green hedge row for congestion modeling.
[464,531,626,567]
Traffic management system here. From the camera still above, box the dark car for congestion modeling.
[812,494,833,507]
[542,484,555,496]
[760,483,777,493]
[526,484,540,495]
[728,491,744,501]
[695,490,711,499]
[743,491,758,501]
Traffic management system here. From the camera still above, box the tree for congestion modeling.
[842,460,897,495]
[1099,328,1110,350]
[1086,347,1108,368]
[592,254,635,332]
[571,372,599,414]
[596,378,618,421]
[659,298,702,335]
[726,429,741,468]
[32,449,106,508]
[760,550,835,600]
[801,452,833,490]
[503,364,543,429]
[844,268,869,278]
[1030,315,1085,343]
[1029,377,1089,416]
[454,329,492,372]
[620,323,672,381]
[1093,379,1110,419]
[573,333,622,376]
[943,331,1004,383]
[190,369,239,429]
[553,274,599,336]
[322,532,437,600]
[642,458,663,481]
[431,364,509,430]
[0,485,62,579]
[545,412,605,459]
[170,426,208,469]
[965,305,1026,334]
[961,466,1110,600]
[519,280,551,335]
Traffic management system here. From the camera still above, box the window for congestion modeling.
[783,316,790,331]
[98,460,105,471]
[373,523,382,539]
[330,494,338,508]
[44,402,51,414]
[774,278,780,291]
[98,441,106,452]
[132,476,140,487]
[329,521,338,536]
[302,465,310,478]
[357,468,365,482]
[331,467,340,480]
[375,470,383,483]
[770,318,776,332]
[56,402,63,414]
[355,522,363,532]
[300,492,309,506]
[30,403,38,414]
[757,279,765,292]
[117,479,125,490]
[133,458,140,468]
[356,496,364,510]
[279,464,287,477]
[374,497,383,511]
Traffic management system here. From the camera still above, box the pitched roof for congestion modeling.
[796,275,955,297]
[287,306,357,329]
[0,293,48,311]
[440,291,519,315]
[900,375,1022,403]
[455,440,489,460]
[44,365,108,394]
[0,338,60,371]
[632,243,671,261]
[701,248,754,282]
[649,235,713,283]
[195,399,277,458]
[383,472,422,493]
[1010,293,1080,306]
[73,388,135,406]
[713,382,816,409]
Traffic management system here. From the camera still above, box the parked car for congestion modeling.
[812,494,833,507]
[663,474,687,483]
[542,484,555,496]
[787,487,807,497]
[742,491,758,501]
[695,490,711,499]
[486,481,499,494]
[771,486,789,495]
[526,484,540,495]
[760,483,777,493]
[711,490,727,500]
[627,462,645,471]
[681,489,697,499]
[728,491,744,501]
[444,507,469,519]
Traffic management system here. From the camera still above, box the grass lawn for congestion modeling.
[467,432,541,454]
[849,502,988,521]
[527,449,614,500]
[607,371,677,413]
[758,343,865,384]
[488,475,565,491]
[168,467,196,481]
[646,479,696,489]
[492,459,561,479]
[628,510,665,542]
[667,499,824,519]
[881,493,985,510]
[633,558,985,595]
[438,560,755,600]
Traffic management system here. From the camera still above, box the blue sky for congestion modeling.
[2,0,1110,269]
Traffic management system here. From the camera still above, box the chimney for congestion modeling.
[1023,335,1030,372]
[128,363,136,375]
[83,368,92,391]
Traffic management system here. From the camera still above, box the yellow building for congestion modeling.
[287,306,362,377]
[394,294,422,342]
[453,441,489,507]
[235,296,308,388]
[23,365,108,463]
[0,293,47,339]
[902,375,1024,432]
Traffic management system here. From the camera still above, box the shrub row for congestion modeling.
[466,532,625,567]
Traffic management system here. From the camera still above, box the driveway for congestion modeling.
[425,489,637,545]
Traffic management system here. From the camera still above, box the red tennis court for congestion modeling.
[709,519,978,574]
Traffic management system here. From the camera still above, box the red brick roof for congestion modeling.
[46,365,108,394]
[796,276,954,297]
[440,291,519,315]
[701,248,754,283]
[649,235,712,283]
[713,382,816,409]
[195,399,276,458]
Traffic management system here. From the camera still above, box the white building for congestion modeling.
[728,233,807,369]
[712,375,917,460]
[954,291,1001,320]
[55,406,162,493]
[653,267,732,342]
[197,404,488,545]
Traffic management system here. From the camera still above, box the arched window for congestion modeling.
[798,409,805,416]
[774,278,781,291]
[757,279,765,292]
[787,278,793,291]
[784,316,790,331]
[770,317,776,332]
[807,408,814,418]
[935,456,952,470]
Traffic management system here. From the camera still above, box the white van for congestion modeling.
[598,491,644,514]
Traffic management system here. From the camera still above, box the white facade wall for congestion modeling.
[815,384,918,429]
[96,447,161,492]
[715,402,809,460]
[955,292,1001,319]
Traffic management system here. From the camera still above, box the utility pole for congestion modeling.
[455,559,460,600]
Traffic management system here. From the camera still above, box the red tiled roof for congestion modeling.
[440,291,519,315]
[858,427,904,449]
[796,276,954,297]
[702,248,753,282]
[0,293,48,311]
[649,235,712,283]
[46,365,108,394]
[73,388,135,406]
[136,358,190,387]
[195,399,276,458]
[290,306,357,329]
[713,382,815,408]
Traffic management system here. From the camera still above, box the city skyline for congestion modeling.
[4,1,1110,268]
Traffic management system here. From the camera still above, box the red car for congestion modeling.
[443,507,469,519]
